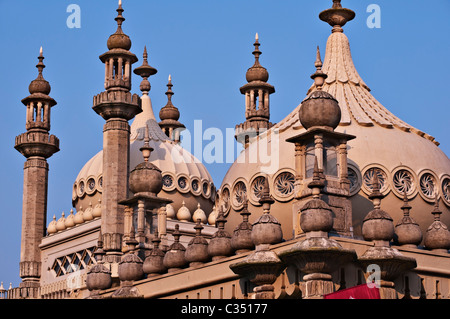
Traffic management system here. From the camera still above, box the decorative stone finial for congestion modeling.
[185,219,210,267]
[424,197,450,252]
[298,48,341,131]
[163,224,187,272]
[208,207,233,260]
[245,33,269,83]
[28,47,51,95]
[362,175,394,246]
[106,0,132,50]
[134,46,158,93]
[310,46,328,90]
[231,198,255,253]
[395,190,422,248]
[192,203,207,224]
[140,125,153,162]
[143,230,167,276]
[308,157,325,198]
[252,177,282,246]
[368,172,384,209]
[319,0,356,33]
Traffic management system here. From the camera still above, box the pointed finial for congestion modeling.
[114,0,125,31]
[143,45,148,63]
[134,46,157,90]
[252,34,261,64]
[432,195,442,222]
[139,124,153,162]
[308,156,325,197]
[369,171,384,209]
[39,46,43,56]
[259,176,275,211]
[311,46,327,90]
[401,189,412,216]
[165,75,174,103]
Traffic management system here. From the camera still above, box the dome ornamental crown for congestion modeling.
[245,33,269,83]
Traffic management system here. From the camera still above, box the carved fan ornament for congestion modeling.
[442,178,450,204]
[250,176,266,202]
[233,182,247,207]
[393,169,414,196]
[420,173,436,199]
[274,172,295,197]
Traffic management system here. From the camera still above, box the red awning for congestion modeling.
[324,284,380,299]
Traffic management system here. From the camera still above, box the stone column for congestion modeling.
[102,118,131,261]
[19,157,49,287]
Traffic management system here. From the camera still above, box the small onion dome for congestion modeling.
[86,264,112,292]
[129,162,162,195]
[83,203,94,221]
[118,252,144,283]
[245,33,269,83]
[192,203,207,224]
[395,192,422,248]
[129,126,163,196]
[56,212,66,232]
[208,205,217,226]
[143,231,167,276]
[47,215,57,235]
[251,213,283,246]
[299,47,341,131]
[299,157,333,234]
[177,201,191,222]
[159,75,180,121]
[362,173,394,244]
[106,3,131,51]
[65,209,76,228]
[185,219,210,267]
[251,177,283,246]
[299,199,334,234]
[28,47,51,95]
[231,201,255,253]
[93,199,102,218]
[74,207,84,225]
[208,208,233,261]
[362,209,395,243]
[166,204,175,220]
[424,199,450,252]
[163,224,187,272]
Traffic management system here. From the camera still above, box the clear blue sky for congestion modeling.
[0,0,449,288]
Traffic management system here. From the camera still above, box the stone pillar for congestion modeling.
[19,157,48,287]
[101,118,131,260]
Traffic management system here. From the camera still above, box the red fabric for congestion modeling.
[324,284,381,299]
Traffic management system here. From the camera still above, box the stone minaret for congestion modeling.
[15,47,59,292]
[235,33,275,148]
[92,1,141,262]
